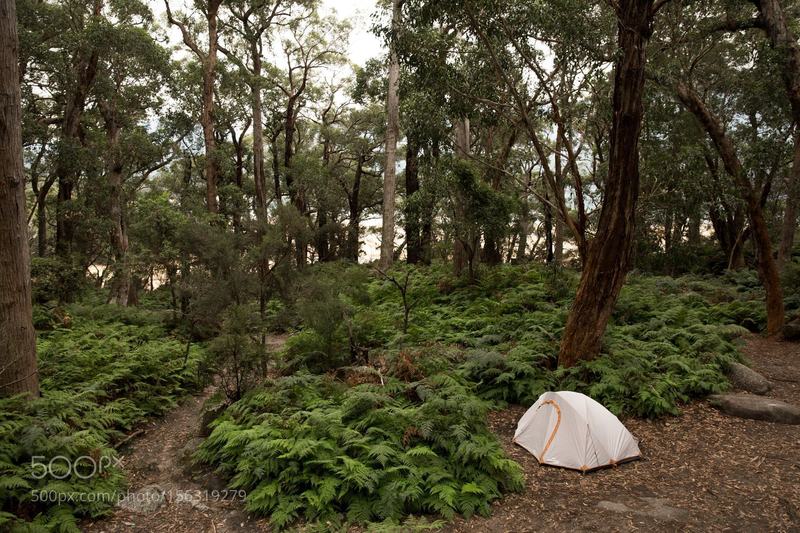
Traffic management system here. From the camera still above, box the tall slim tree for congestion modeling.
[379,0,402,270]
[219,0,297,218]
[0,0,39,396]
[558,0,662,367]
[54,0,103,257]
[165,0,223,214]
[676,81,785,335]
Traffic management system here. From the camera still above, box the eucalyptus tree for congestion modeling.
[18,0,107,258]
[379,0,402,270]
[650,1,792,335]
[165,0,226,214]
[0,0,39,396]
[94,0,173,305]
[558,0,671,366]
[218,0,307,218]
[747,0,800,266]
[270,9,347,266]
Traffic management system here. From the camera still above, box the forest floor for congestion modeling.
[85,334,800,533]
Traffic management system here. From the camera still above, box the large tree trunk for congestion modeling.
[379,0,401,270]
[676,82,785,335]
[405,139,422,264]
[558,0,654,367]
[101,106,131,306]
[0,0,39,397]
[753,0,800,267]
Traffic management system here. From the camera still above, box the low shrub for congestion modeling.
[1,305,205,532]
[197,373,523,530]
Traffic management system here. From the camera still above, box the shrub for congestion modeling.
[30,257,85,304]
[1,305,205,532]
[197,373,523,530]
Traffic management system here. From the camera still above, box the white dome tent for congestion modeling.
[513,391,641,472]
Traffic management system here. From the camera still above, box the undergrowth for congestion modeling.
[1,302,204,533]
[197,372,523,530]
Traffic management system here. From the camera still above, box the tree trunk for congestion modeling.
[283,96,308,266]
[201,2,221,214]
[553,127,564,264]
[676,82,785,335]
[379,0,401,270]
[664,206,673,252]
[753,0,800,267]
[779,134,799,266]
[0,0,39,397]
[688,212,701,245]
[346,154,364,262]
[544,190,554,264]
[405,139,421,264]
[101,107,130,306]
[36,187,49,257]
[559,0,654,367]
[251,48,267,218]
[317,209,330,262]
[452,117,470,276]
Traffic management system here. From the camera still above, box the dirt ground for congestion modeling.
[85,335,800,532]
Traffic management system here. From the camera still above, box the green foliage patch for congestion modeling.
[293,264,757,418]
[197,372,523,530]
[1,303,204,532]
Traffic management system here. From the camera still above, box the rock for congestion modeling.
[782,319,800,341]
[597,497,688,522]
[199,401,227,437]
[709,394,800,424]
[638,498,690,522]
[727,362,772,395]
[179,437,205,463]
[117,485,165,514]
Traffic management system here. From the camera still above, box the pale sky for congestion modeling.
[156,0,384,69]
[320,0,383,67]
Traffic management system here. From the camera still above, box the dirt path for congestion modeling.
[85,335,799,532]
[84,337,288,533]
[448,335,800,532]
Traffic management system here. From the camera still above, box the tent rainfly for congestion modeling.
[513,391,641,472]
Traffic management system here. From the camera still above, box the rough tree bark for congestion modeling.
[345,153,365,262]
[676,82,785,335]
[165,0,222,214]
[405,139,422,264]
[750,0,800,266]
[0,0,39,396]
[558,0,656,367]
[100,103,130,306]
[379,0,401,270]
